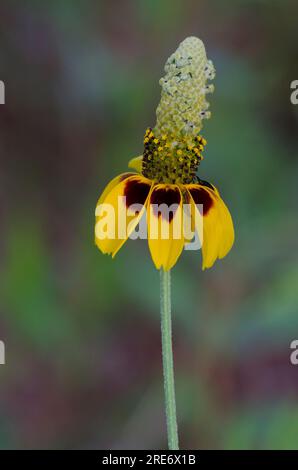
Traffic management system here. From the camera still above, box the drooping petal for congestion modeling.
[96,173,135,207]
[215,193,234,260]
[128,155,143,173]
[95,174,152,257]
[183,189,203,248]
[186,182,234,269]
[147,184,184,271]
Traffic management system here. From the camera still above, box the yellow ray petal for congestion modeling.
[128,155,143,173]
[182,190,203,248]
[96,172,135,207]
[214,193,234,259]
[95,174,152,257]
[147,185,184,271]
[186,183,234,269]
[186,185,215,268]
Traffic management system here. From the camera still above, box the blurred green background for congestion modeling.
[1,0,298,450]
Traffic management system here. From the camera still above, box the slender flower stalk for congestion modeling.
[160,269,179,450]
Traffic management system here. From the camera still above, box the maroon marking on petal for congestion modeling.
[150,187,181,222]
[189,187,213,215]
[119,172,135,182]
[183,190,191,204]
[198,178,215,191]
[124,178,151,208]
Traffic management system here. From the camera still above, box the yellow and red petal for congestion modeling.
[147,184,184,271]
[95,174,152,257]
[186,182,234,270]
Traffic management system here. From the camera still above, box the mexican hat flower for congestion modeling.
[95,37,234,271]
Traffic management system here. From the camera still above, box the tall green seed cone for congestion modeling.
[155,36,215,140]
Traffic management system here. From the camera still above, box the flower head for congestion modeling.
[95,37,234,270]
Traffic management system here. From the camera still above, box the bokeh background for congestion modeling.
[1,0,298,450]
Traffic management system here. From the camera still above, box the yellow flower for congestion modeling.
[95,37,234,271]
